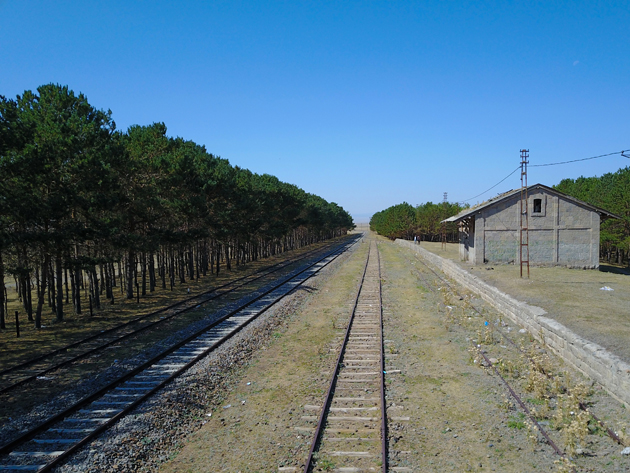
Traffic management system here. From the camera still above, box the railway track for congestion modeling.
[302,241,388,473]
[0,241,341,398]
[0,235,361,472]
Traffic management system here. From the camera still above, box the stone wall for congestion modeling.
[396,239,630,406]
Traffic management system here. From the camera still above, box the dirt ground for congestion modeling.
[418,241,630,364]
[158,233,630,472]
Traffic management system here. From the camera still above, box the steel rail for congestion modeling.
[0,243,334,395]
[411,258,523,353]
[376,243,388,473]
[578,402,622,444]
[0,237,360,472]
[303,241,371,473]
[412,255,624,446]
[477,351,575,472]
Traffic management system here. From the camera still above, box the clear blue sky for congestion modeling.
[1,1,629,222]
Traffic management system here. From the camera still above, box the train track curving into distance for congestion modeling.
[0,235,361,472]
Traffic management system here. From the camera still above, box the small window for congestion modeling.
[533,198,542,213]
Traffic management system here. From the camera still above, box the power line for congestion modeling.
[530,150,629,167]
[455,149,629,204]
[458,166,520,204]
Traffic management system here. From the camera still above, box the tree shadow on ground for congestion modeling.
[599,264,630,276]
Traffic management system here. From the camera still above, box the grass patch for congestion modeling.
[507,413,526,429]
[527,397,545,405]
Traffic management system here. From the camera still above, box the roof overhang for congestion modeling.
[441,184,621,224]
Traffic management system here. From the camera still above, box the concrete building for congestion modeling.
[445,184,619,268]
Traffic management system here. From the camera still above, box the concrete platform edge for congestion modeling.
[395,238,630,407]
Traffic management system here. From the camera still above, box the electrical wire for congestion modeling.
[455,149,629,204]
[530,150,629,167]
[457,166,520,204]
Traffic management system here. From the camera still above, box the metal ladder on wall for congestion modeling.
[519,149,530,278]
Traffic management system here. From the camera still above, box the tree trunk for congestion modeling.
[35,254,50,329]
[64,267,69,303]
[126,250,135,299]
[104,263,112,299]
[56,252,63,322]
[26,272,34,321]
[69,267,76,313]
[48,261,55,312]
[99,264,105,295]
[23,274,31,321]
[112,262,117,289]
[149,253,156,292]
[91,266,101,309]
[0,252,5,330]
[195,243,200,280]
[179,249,186,284]
[169,249,175,287]
[160,251,166,289]
[226,243,232,271]
[74,266,82,315]
[202,240,208,276]
[210,242,215,275]
[141,252,147,296]
[188,246,194,280]
[118,260,124,295]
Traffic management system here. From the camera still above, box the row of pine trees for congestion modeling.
[0,84,354,329]
[369,201,466,241]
